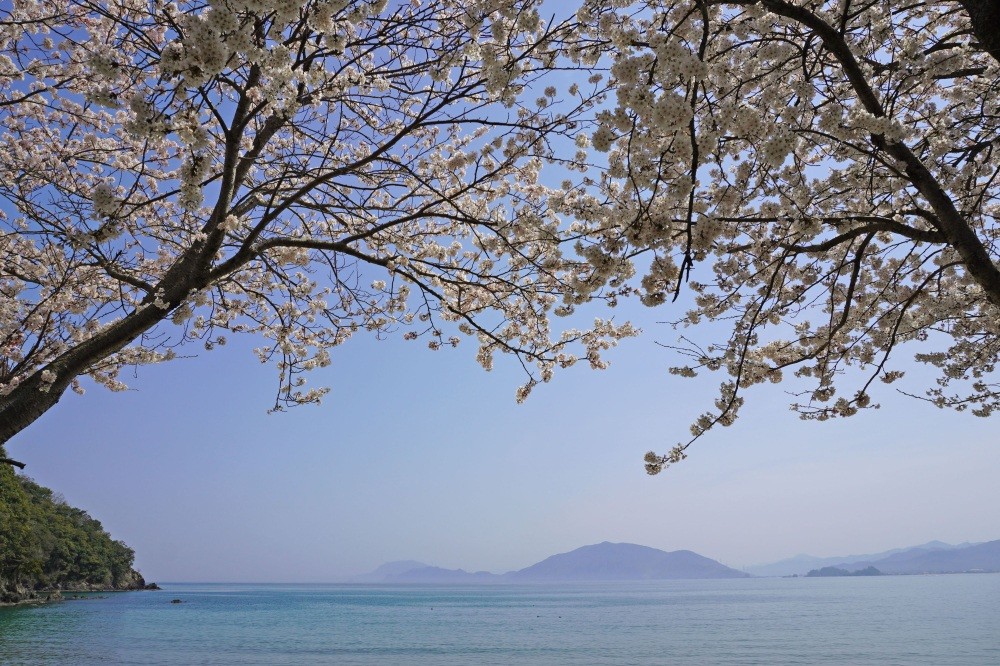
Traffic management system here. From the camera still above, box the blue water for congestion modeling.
[2,576,999,664]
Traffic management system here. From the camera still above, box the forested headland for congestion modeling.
[1,447,154,605]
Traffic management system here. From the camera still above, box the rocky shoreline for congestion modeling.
[1,576,160,607]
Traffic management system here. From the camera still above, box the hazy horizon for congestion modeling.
[144,538,994,584]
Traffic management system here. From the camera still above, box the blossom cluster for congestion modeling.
[0,0,638,442]
[578,0,1000,470]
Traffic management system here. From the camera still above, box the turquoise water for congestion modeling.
[1,575,999,664]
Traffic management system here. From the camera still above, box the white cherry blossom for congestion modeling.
[581,1,1000,473]
[0,0,637,446]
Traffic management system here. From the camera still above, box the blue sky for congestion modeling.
[9,294,999,582]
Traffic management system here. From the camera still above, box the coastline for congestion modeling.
[1,581,160,608]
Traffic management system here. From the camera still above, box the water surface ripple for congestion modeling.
[1,575,998,664]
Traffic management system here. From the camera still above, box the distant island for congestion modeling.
[750,539,1000,577]
[806,566,882,577]
[359,538,1000,584]
[353,542,750,583]
[1,447,156,605]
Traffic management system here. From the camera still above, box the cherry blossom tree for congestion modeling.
[0,0,639,452]
[574,1,1000,472]
[6,0,1000,476]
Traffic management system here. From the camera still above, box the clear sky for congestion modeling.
[8,292,999,582]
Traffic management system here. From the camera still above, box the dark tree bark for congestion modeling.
[958,0,1000,65]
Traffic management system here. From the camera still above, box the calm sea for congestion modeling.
[1,575,998,664]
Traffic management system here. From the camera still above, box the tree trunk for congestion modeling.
[0,302,171,446]
[958,0,1000,65]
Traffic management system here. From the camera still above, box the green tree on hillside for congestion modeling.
[0,451,42,591]
[1,445,145,603]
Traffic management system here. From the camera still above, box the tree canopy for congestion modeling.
[0,0,637,447]
[1,1,999,472]
[576,1,1000,471]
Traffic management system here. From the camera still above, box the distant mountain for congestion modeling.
[352,561,498,583]
[391,566,500,583]
[349,560,430,582]
[507,542,749,581]
[747,541,978,577]
[832,540,1000,574]
[358,542,749,584]
[371,560,430,577]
